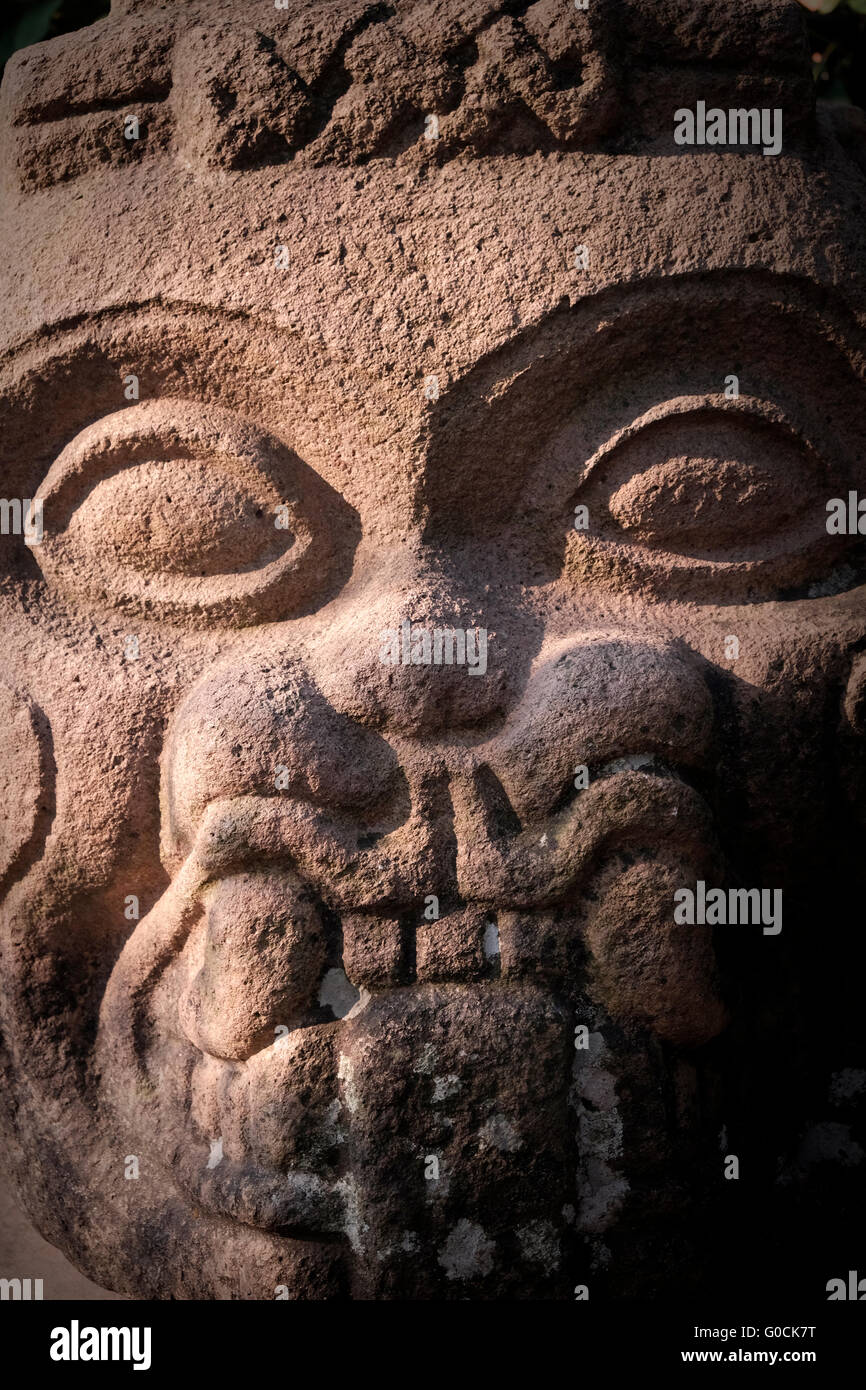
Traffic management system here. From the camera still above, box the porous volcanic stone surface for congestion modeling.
[0,0,865,1299]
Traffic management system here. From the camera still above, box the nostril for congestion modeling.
[357,830,384,850]
[491,635,714,823]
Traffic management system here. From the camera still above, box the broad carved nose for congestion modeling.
[309,549,537,737]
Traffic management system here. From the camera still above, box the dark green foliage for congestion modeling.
[805,2,866,108]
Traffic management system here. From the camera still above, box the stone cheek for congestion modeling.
[0,0,864,1302]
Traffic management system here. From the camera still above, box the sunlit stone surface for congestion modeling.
[0,0,864,1299]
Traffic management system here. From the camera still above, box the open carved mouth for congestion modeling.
[95,759,724,1237]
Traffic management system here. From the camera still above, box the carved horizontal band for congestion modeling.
[0,0,814,192]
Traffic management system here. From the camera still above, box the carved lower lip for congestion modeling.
[129,1027,350,1237]
[173,1142,347,1236]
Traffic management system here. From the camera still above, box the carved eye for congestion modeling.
[570,401,845,600]
[588,407,820,560]
[65,458,290,578]
[33,401,336,624]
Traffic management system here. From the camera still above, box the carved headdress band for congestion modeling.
[1,0,814,193]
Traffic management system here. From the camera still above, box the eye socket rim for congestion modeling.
[31,399,331,625]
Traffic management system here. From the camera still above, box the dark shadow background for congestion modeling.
[1,0,110,72]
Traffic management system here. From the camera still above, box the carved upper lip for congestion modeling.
[188,795,438,913]
[452,759,717,909]
[182,755,714,913]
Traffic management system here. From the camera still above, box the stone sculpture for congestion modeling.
[0,0,864,1299]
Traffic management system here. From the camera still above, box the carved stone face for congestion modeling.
[1,0,865,1300]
